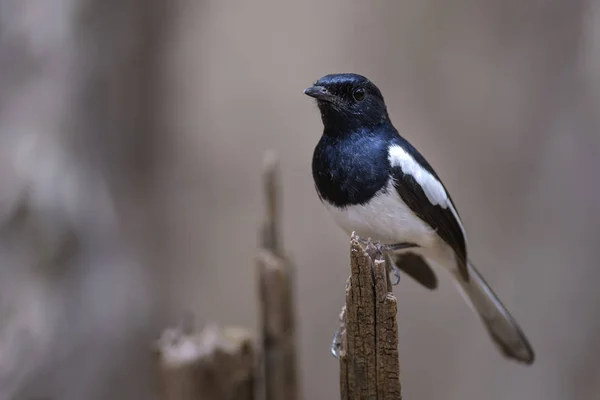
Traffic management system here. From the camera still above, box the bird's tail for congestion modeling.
[452,260,535,365]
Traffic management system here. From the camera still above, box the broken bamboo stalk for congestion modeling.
[257,151,299,400]
[156,324,255,400]
[338,234,402,400]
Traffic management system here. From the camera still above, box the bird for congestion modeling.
[304,72,535,365]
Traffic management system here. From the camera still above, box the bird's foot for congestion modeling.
[355,236,418,256]
[354,234,371,247]
[354,234,418,253]
[355,235,416,286]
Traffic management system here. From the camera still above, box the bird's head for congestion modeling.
[304,73,389,134]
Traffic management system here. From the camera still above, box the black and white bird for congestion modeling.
[304,73,535,365]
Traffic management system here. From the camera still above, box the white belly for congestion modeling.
[322,181,437,247]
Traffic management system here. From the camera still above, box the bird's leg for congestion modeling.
[375,241,419,253]
[376,242,420,286]
[354,235,419,286]
[355,235,417,251]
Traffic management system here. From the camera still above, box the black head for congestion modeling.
[304,73,389,134]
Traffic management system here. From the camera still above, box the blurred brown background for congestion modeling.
[1,0,600,399]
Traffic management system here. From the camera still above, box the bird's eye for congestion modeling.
[353,88,366,101]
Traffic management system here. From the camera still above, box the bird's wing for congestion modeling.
[393,252,438,289]
[388,141,469,280]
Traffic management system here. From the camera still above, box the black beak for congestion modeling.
[303,85,334,101]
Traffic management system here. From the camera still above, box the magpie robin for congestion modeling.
[304,73,535,365]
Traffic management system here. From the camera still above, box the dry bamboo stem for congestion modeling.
[156,324,255,400]
[339,234,402,400]
[257,151,299,400]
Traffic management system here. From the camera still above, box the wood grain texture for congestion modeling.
[339,234,402,399]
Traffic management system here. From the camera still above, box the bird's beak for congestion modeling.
[303,85,334,102]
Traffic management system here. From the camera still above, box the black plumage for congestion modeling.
[309,73,468,280]
[304,72,535,365]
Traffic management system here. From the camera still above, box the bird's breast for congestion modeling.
[312,133,437,246]
[312,134,389,207]
[322,181,437,246]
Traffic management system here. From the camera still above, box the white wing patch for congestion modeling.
[388,145,449,207]
[388,144,466,239]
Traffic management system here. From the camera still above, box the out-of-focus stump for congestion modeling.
[257,151,299,400]
[156,324,255,400]
[338,234,402,400]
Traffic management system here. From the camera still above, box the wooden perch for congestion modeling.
[261,150,281,254]
[156,324,255,400]
[257,151,299,400]
[338,234,402,400]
